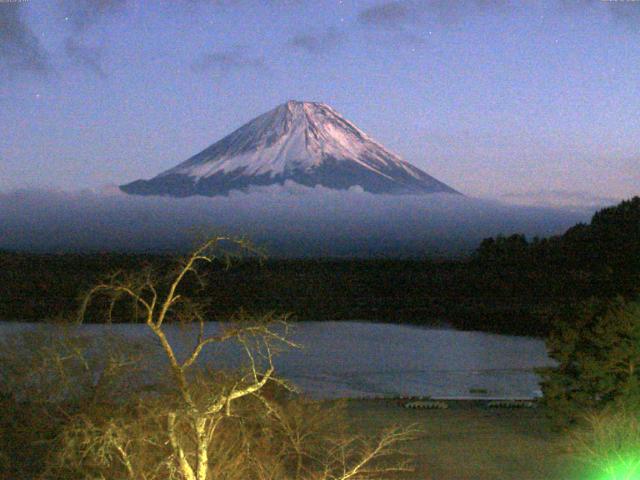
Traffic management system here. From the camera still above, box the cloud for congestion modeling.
[0,187,590,257]
[358,0,513,31]
[500,190,622,210]
[0,3,51,75]
[191,46,266,74]
[357,1,434,47]
[59,0,126,76]
[358,1,415,28]
[288,28,345,54]
[604,1,640,31]
[64,38,107,78]
[60,0,127,33]
[552,0,637,28]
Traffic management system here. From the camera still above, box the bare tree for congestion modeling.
[63,236,418,480]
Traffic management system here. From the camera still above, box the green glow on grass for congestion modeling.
[596,456,640,480]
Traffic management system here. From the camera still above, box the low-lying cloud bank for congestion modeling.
[0,184,599,257]
[499,190,622,210]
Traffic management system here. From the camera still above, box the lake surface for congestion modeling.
[0,321,553,399]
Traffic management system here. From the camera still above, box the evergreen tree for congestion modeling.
[539,297,640,427]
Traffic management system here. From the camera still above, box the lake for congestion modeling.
[0,321,553,400]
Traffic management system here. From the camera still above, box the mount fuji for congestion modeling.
[120,101,460,197]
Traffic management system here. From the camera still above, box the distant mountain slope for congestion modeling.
[121,100,459,196]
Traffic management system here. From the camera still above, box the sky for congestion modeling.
[1,0,639,202]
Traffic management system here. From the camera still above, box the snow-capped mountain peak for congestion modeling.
[121,100,459,196]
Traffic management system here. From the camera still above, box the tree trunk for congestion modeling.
[168,412,196,480]
[196,416,209,480]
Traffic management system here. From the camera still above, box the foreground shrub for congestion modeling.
[569,407,640,480]
[0,326,149,479]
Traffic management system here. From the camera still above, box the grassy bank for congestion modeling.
[343,399,587,480]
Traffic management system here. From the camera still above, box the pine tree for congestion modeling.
[539,297,640,427]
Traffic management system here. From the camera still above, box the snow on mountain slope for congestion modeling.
[121,100,459,197]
